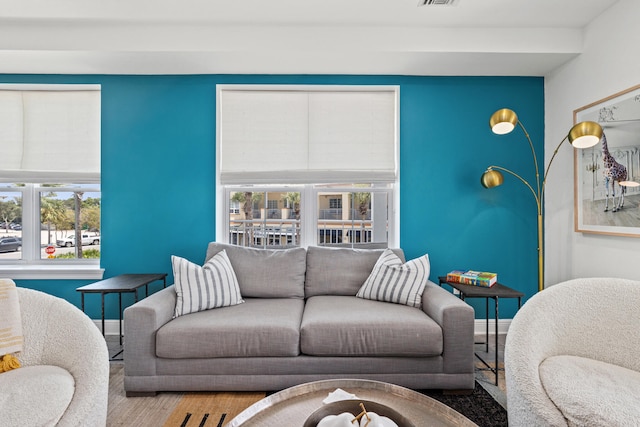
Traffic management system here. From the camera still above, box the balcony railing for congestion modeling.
[318,209,371,220]
[229,219,377,248]
[229,219,300,248]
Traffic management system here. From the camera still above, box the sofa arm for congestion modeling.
[421,280,475,374]
[124,285,176,377]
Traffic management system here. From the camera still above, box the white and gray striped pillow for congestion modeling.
[356,249,429,308]
[172,250,244,318]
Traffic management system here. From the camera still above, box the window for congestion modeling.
[0,85,101,279]
[229,200,240,214]
[228,189,301,248]
[225,184,392,249]
[317,185,391,247]
[0,184,101,260]
[217,85,399,249]
[328,198,342,209]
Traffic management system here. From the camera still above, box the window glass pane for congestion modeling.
[0,190,23,260]
[329,198,342,209]
[317,187,388,248]
[40,184,101,260]
[229,190,301,248]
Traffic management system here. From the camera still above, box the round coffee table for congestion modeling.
[226,379,478,426]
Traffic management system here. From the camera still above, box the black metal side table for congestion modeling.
[438,276,524,385]
[77,273,167,360]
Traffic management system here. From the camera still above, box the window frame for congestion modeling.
[216,84,400,249]
[0,183,103,279]
[0,83,103,279]
[221,184,396,249]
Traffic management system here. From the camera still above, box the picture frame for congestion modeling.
[574,84,640,237]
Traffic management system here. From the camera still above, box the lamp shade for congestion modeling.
[489,108,518,135]
[481,169,504,188]
[568,121,603,149]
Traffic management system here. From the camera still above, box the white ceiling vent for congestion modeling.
[418,0,458,6]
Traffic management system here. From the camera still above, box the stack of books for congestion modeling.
[446,270,498,287]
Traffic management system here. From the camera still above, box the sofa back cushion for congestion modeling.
[205,242,306,299]
[305,246,405,297]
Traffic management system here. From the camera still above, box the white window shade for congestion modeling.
[0,89,100,183]
[219,88,397,184]
[220,90,309,184]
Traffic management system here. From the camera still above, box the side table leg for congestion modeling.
[119,293,123,345]
[485,297,489,353]
[494,296,499,386]
[101,293,105,338]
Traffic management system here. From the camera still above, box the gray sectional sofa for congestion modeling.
[123,243,475,396]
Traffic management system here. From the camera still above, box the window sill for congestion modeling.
[0,264,105,280]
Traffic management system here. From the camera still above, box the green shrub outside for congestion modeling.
[54,249,100,259]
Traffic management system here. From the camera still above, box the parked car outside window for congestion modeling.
[56,234,100,248]
[0,237,21,253]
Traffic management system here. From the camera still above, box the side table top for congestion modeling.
[76,273,167,293]
[438,276,524,298]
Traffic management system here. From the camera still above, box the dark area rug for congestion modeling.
[418,382,508,427]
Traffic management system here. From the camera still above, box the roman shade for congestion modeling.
[0,87,101,183]
[218,87,397,184]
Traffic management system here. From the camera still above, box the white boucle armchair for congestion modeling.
[505,277,640,427]
[0,286,109,427]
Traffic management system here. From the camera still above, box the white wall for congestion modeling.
[545,0,640,286]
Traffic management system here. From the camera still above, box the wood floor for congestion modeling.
[473,333,507,409]
[108,364,185,427]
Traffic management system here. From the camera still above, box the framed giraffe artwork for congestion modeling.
[574,84,640,237]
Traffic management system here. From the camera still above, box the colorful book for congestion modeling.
[447,270,497,287]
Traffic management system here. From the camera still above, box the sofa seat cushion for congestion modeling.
[0,365,75,427]
[539,355,640,427]
[300,296,442,357]
[157,298,304,358]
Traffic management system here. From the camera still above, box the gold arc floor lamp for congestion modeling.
[481,108,603,292]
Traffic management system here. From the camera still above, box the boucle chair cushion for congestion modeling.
[540,355,640,427]
[0,365,75,427]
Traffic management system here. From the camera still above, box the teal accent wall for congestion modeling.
[3,74,544,320]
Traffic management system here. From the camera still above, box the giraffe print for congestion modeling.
[601,132,628,212]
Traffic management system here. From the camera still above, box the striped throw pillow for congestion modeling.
[172,250,244,318]
[356,249,429,308]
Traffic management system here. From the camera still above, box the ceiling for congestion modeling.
[0,0,620,76]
